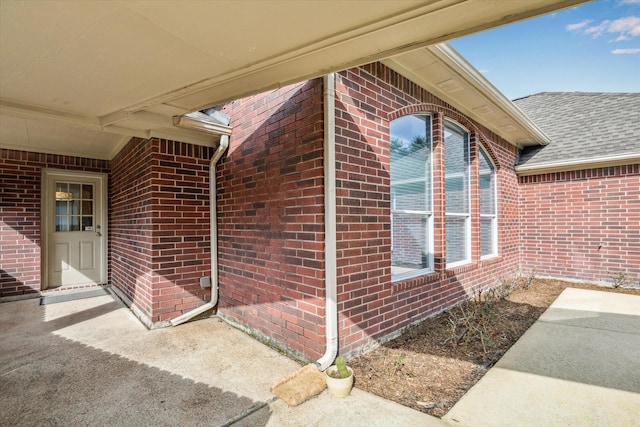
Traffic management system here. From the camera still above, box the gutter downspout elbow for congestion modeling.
[170,134,230,326]
[316,73,338,370]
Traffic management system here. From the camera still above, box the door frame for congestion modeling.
[41,168,108,290]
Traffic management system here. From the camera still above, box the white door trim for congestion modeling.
[41,168,108,290]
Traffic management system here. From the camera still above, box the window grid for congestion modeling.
[55,182,94,232]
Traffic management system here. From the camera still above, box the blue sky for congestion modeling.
[449,0,640,100]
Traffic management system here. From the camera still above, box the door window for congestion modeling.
[55,182,94,232]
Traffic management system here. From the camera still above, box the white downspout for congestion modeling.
[316,73,338,370]
[170,134,230,326]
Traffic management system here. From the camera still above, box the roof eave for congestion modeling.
[515,153,640,176]
[383,43,550,149]
[431,44,551,146]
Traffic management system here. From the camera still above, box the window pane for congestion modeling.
[392,213,430,272]
[446,177,467,213]
[82,216,94,229]
[56,216,68,232]
[480,148,497,257]
[56,200,68,215]
[390,115,431,212]
[446,216,468,264]
[392,181,427,211]
[69,200,80,215]
[480,216,495,257]
[82,184,93,199]
[445,123,469,213]
[69,216,80,231]
[479,150,496,215]
[69,183,81,200]
[82,200,93,215]
[445,121,470,266]
[390,115,433,279]
[56,182,71,202]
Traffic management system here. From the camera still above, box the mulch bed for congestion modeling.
[349,278,640,417]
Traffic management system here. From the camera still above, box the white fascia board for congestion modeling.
[173,114,233,136]
[516,153,640,176]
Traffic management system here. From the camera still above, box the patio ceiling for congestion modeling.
[0,0,586,159]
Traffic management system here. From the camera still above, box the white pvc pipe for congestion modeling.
[170,134,230,326]
[316,73,338,370]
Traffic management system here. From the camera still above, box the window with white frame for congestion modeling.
[479,147,497,258]
[390,115,433,280]
[444,121,470,267]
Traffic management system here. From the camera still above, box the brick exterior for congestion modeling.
[0,149,109,297]
[1,64,637,361]
[110,138,215,325]
[208,65,524,360]
[215,79,327,360]
[519,165,640,286]
[333,64,522,356]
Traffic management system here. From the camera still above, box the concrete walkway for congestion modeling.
[1,287,638,426]
[444,288,640,426]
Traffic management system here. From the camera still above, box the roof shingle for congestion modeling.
[513,92,640,170]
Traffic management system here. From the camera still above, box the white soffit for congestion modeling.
[0,0,584,158]
[382,44,550,147]
[0,114,130,160]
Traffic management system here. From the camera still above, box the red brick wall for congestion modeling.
[334,64,522,356]
[110,138,214,324]
[0,149,109,297]
[215,66,524,361]
[519,165,640,285]
[216,80,327,359]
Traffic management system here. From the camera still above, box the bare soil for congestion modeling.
[349,278,640,418]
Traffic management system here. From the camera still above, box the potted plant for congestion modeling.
[324,356,354,397]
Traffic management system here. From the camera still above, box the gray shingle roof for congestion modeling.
[513,92,640,170]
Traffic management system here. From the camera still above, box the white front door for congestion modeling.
[43,169,107,289]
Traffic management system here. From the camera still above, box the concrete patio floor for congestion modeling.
[0,290,443,426]
[1,287,638,426]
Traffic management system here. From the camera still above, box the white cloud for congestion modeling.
[611,48,640,54]
[570,15,640,41]
[566,19,592,31]
[584,20,610,38]
[607,16,640,37]
[619,0,640,5]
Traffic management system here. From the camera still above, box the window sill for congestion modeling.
[391,268,433,283]
[446,259,471,270]
[391,271,439,294]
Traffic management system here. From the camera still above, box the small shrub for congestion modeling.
[443,298,499,354]
[609,271,627,289]
[520,268,537,290]
[443,273,528,355]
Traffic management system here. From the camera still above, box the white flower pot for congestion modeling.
[325,365,354,397]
